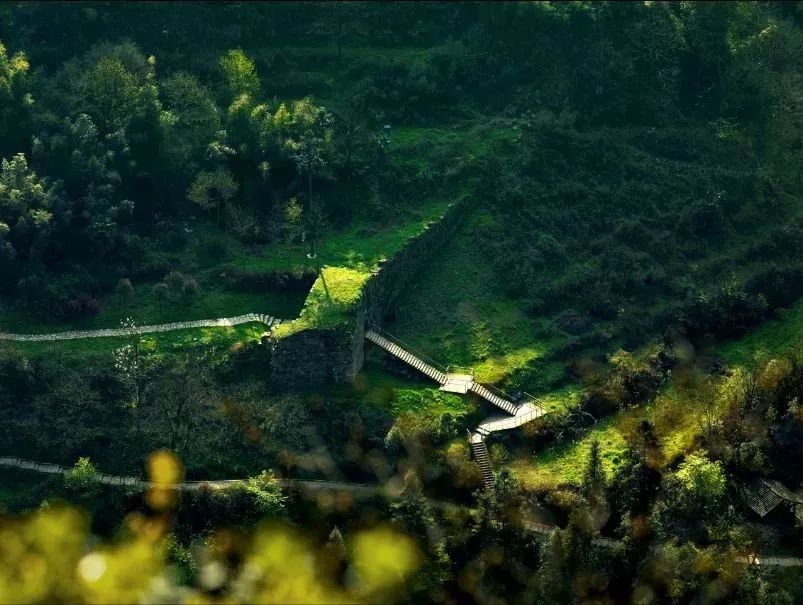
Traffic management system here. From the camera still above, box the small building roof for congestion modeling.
[742,478,803,519]
[742,479,784,517]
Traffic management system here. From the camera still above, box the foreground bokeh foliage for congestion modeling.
[0,451,421,604]
[0,2,801,603]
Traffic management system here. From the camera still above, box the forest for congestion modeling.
[0,2,801,604]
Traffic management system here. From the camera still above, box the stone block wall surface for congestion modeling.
[361,201,464,328]
[269,319,362,389]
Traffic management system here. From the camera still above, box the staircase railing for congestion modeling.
[366,325,449,373]
[478,408,543,433]
[475,382,548,414]
[521,391,547,415]
[474,380,518,405]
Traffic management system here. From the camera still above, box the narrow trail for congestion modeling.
[0,313,284,342]
[3,456,799,567]
[0,456,385,496]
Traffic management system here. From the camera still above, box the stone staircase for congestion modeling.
[468,383,519,415]
[365,326,549,491]
[258,314,282,328]
[469,433,494,489]
[365,329,523,416]
[365,330,448,383]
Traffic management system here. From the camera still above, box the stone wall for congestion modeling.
[269,200,465,389]
[361,200,465,329]
[269,317,361,388]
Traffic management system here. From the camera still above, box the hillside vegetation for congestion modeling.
[0,3,801,605]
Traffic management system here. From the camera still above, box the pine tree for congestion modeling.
[582,439,605,502]
[391,470,433,538]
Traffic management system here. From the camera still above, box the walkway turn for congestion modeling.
[366,327,548,489]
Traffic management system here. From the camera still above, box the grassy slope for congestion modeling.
[382,112,800,493]
[389,208,569,386]
[718,301,803,367]
[515,299,803,491]
[513,414,629,492]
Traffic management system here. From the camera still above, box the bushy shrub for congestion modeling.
[16,275,45,307]
[652,452,728,542]
[196,233,233,263]
[63,293,102,318]
[554,309,592,335]
[549,329,613,360]
[155,220,189,251]
[183,278,199,300]
[64,457,100,496]
[682,284,768,340]
[182,471,286,529]
[684,197,725,238]
[165,271,186,299]
[128,251,173,282]
[218,266,316,293]
[745,265,803,310]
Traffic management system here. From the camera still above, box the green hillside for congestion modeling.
[0,3,801,604]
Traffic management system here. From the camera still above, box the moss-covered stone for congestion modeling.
[273,267,371,339]
[269,202,466,390]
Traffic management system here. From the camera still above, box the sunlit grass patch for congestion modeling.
[646,377,713,465]
[514,414,628,492]
[534,383,586,415]
[388,388,471,417]
[355,364,472,419]
[717,298,803,368]
[474,345,549,384]
[273,266,370,337]
[317,201,452,271]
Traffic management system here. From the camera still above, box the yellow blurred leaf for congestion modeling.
[350,526,421,595]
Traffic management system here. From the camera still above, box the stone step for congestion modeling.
[366,330,447,384]
[469,437,495,488]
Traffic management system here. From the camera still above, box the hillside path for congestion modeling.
[0,314,283,342]
[3,456,800,567]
